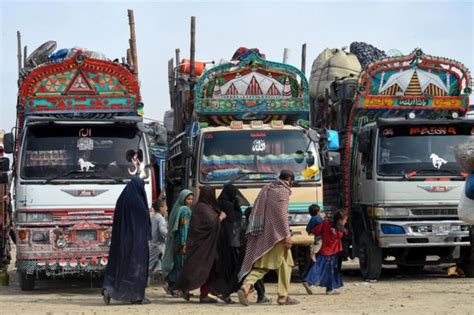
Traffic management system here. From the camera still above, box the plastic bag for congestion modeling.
[458,175,474,224]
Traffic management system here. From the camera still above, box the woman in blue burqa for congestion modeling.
[102,176,151,305]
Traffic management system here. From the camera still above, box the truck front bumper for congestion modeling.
[290,225,313,246]
[375,220,471,248]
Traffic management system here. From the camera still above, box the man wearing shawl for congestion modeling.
[161,189,194,294]
[238,170,300,306]
[174,186,227,303]
[102,177,151,305]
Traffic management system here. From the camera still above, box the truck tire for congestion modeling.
[461,228,474,278]
[358,232,382,280]
[19,272,36,291]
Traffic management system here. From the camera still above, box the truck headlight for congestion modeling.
[368,207,409,217]
[17,212,52,223]
[289,214,311,225]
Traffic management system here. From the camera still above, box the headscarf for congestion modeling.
[218,183,241,222]
[161,189,193,276]
[198,186,220,214]
[168,189,193,233]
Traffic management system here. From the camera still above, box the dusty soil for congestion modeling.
[1,247,473,315]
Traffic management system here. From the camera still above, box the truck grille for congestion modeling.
[411,209,458,216]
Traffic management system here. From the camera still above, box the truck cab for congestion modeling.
[351,119,473,278]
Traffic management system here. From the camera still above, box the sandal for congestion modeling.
[102,289,111,305]
[257,296,271,304]
[182,291,192,302]
[237,288,249,306]
[199,296,219,304]
[277,296,300,306]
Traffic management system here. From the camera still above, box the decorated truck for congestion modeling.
[2,11,159,290]
[312,48,474,279]
[165,20,339,274]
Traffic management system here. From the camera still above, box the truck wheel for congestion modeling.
[358,232,382,280]
[19,272,36,291]
[462,227,474,278]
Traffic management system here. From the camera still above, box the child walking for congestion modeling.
[149,199,168,282]
[302,210,347,295]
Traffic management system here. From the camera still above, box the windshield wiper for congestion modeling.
[230,171,278,181]
[45,170,93,183]
[404,168,460,179]
[95,173,126,184]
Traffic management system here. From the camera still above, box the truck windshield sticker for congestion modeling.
[77,137,94,151]
[252,139,266,152]
[430,153,447,169]
[78,158,95,172]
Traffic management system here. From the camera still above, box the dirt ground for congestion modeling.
[1,247,474,315]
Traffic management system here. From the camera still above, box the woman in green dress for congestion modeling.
[161,189,194,295]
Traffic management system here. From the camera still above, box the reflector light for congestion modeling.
[270,120,284,129]
[230,121,243,129]
[250,120,264,129]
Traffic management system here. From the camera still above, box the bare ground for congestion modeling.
[1,248,473,315]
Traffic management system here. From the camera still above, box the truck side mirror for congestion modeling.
[0,173,8,184]
[326,130,340,151]
[307,129,320,143]
[327,151,341,167]
[180,138,193,159]
[357,132,370,154]
[3,133,14,154]
[0,157,9,172]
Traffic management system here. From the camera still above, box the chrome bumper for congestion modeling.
[375,220,470,248]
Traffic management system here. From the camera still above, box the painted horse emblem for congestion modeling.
[430,153,447,170]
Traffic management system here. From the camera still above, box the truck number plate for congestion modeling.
[76,230,97,241]
[432,224,451,234]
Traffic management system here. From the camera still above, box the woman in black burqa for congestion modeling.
[102,176,151,305]
[173,185,227,303]
[211,183,245,303]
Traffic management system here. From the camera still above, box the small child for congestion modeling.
[306,204,324,262]
[302,210,347,295]
[149,199,168,282]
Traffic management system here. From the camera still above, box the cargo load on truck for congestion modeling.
[311,47,474,280]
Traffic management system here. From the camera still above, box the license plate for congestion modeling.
[76,230,97,241]
[432,224,451,234]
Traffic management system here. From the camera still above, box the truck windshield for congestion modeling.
[377,125,473,176]
[21,123,148,180]
[199,130,319,183]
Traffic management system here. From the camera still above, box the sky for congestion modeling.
[1,0,473,133]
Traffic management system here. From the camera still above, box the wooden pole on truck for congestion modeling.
[128,9,139,79]
[17,31,22,81]
[190,16,196,81]
[23,46,27,68]
[126,49,132,67]
[175,48,181,67]
[168,58,175,109]
[301,43,307,75]
[283,48,290,64]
